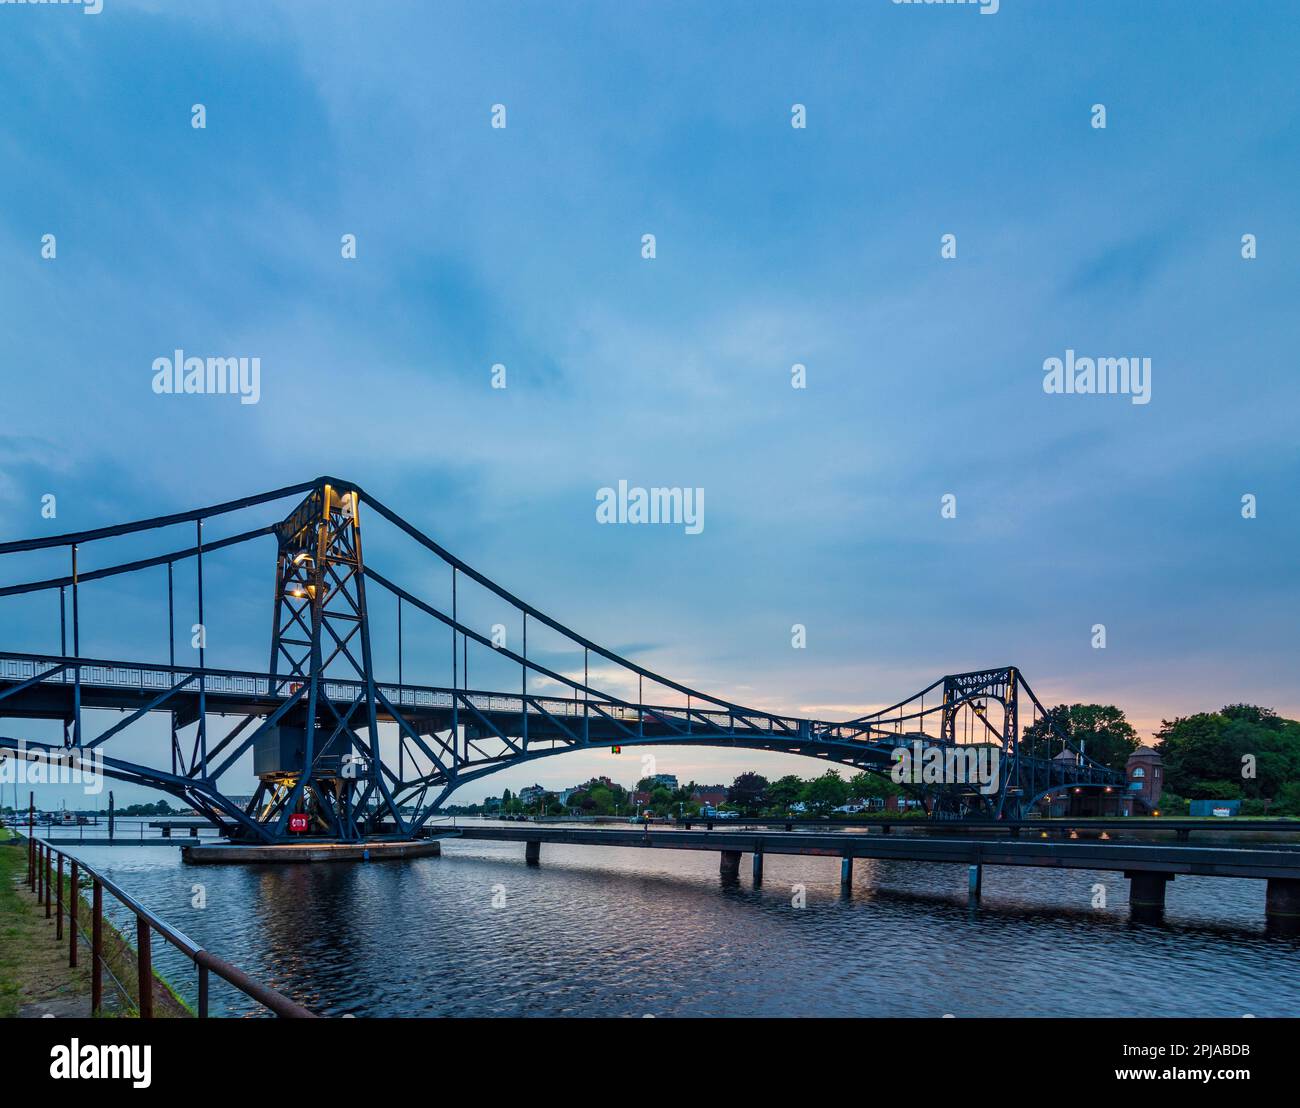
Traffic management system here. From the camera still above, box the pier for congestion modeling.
[453,824,1300,924]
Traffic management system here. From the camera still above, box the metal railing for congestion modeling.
[22,832,314,1018]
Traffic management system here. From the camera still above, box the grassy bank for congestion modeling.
[0,828,190,1017]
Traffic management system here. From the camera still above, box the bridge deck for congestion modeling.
[0,651,974,773]
[0,650,818,742]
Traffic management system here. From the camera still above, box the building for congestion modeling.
[1124,746,1164,814]
[1036,745,1164,816]
[518,784,547,805]
[691,786,728,808]
[650,774,678,790]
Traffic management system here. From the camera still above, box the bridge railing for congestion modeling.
[21,833,314,1018]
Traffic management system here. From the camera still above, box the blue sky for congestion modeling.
[1,0,1298,806]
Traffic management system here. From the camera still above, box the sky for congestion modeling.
[1,0,1298,808]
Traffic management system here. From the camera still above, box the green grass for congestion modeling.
[0,828,191,1017]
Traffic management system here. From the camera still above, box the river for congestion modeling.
[64,824,1300,1018]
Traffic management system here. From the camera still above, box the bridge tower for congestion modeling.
[935,668,1022,819]
[249,481,406,840]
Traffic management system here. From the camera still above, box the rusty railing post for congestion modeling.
[35,841,43,900]
[91,878,103,1014]
[45,845,52,917]
[56,853,64,940]
[68,860,79,967]
[198,964,209,1018]
[136,917,154,1019]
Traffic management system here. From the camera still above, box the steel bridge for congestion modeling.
[0,477,1121,843]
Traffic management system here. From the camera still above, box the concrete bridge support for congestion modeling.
[525,840,540,865]
[1266,878,1300,933]
[720,850,741,879]
[968,863,982,903]
[1126,870,1172,920]
[840,857,853,887]
[752,852,763,885]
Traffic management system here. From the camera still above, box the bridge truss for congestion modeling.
[0,477,1121,842]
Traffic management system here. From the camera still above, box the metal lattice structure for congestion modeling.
[0,477,1121,841]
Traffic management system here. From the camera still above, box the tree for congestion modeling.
[1222,704,1283,731]
[766,775,804,813]
[1157,713,1232,796]
[587,785,614,814]
[1159,707,1300,800]
[727,772,768,815]
[848,771,902,802]
[1020,704,1139,772]
[802,770,850,814]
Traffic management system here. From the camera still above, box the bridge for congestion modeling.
[0,476,1121,844]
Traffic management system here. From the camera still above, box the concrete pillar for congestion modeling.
[840,857,853,887]
[719,850,741,879]
[751,852,763,884]
[968,863,982,903]
[1126,870,1172,919]
[1266,878,1300,932]
[524,840,540,865]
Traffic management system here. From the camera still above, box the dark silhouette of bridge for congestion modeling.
[0,477,1120,843]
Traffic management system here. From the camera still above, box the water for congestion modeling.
[68,830,1300,1018]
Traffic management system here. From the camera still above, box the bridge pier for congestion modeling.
[1126,870,1172,920]
[1266,878,1300,933]
[751,852,763,885]
[525,840,540,865]
[840,857,853,887]
[968,863,982,903]
[720,850,741,879]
